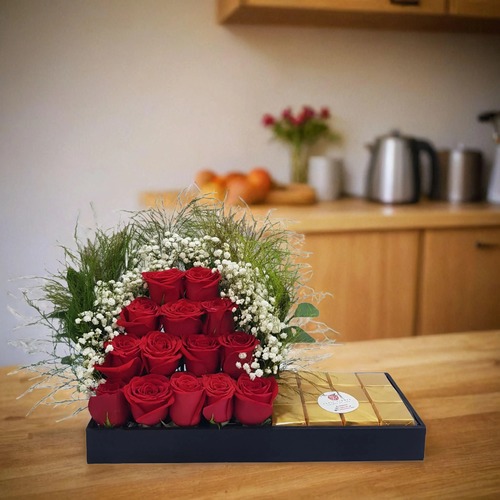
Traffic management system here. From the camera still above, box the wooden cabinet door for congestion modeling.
[303,230,419,341]
[449,0,500,18]
[418,228,500,335]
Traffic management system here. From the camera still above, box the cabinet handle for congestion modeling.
[390,0,420,5]
[476,241,500,250]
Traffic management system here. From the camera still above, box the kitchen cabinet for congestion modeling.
[303,230,419,341]
[449,0,500,18]
[417,227,500,335]
[250,199,500,340]
[217,0,500,32]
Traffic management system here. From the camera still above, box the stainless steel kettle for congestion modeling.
[366,130,439,204]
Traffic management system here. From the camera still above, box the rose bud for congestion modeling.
[282,107,292,120]
[319,107,330,119]
[123,374,174,426]
[169,372,206,427]
[218,332,260,379]
[182,334,220,376]
[201,298,237,336]
[88,380,130,427]
[202,373,237,424]
[94,335,142,384]
[234,373,278,426]
[184,267,221,301]
[140,331,182,376]
[159,299,205,337]
[116,297,159,337]
[262,114,275,127]
[142,268,185,305]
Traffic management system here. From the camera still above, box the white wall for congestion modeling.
[1,0,499,365]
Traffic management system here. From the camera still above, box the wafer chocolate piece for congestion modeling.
[357,372,390,386]
[298,371,331,403]
[272,404,307,426]
[275,376,302,405]
[365,385,402,403]
[298,371,330,387]
[328,372,360,386]
[376,403,415,426]
[305,403,343,426]
[331,385,369,402]
[300,384,330,403]
[343,402,380,426]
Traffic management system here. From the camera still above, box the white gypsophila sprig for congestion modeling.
[212,242,287,379]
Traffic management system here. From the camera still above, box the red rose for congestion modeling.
[105,334,142,365]
[169,372,206,427]
[182,334,220,376]
[184,267,221,301]
[140,331,182,376]
[123,374,174,426]
[218,332,260,379]
[159,299,204,337]
[202,298,236,336]
[88,380,130,427]
[234,374,278,425]
[117,297,159,337]
[202,373,236,424]
[94,335,142,383]
[142,269,185,305]
[94,357,142,384]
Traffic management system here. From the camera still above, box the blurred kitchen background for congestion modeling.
[1,0,499,365]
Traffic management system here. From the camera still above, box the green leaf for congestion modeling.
[104,414,113,428]
[60,355,73,365]
[283,325,315,343]
[293,302,319,319]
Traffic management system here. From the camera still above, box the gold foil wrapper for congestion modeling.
[343,402,380,426]
[272,371,415,427]
[332,385,369,402]
[328,372,361,386]
[365,385,402,403]
[357,372,390,386]
[305,403,343,426]
[272,404,307,426]
[376,403,415,426]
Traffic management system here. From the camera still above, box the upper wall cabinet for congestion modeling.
[217,0,500,32]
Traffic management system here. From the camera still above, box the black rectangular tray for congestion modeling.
[86,373,426,463]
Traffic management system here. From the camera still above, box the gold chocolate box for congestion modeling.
[273,371,415,427]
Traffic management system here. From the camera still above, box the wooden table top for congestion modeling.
[1,331,499,499]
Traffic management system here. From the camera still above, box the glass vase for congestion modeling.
[290,144,309,184]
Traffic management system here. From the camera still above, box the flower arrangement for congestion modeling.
[262,105,340,184]
[18,196,329,428]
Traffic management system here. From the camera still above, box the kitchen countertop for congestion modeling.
[1,330,499,498]
[248,198,500,233]
[140,193,500,233]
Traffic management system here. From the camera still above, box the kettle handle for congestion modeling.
[415,139,439,199]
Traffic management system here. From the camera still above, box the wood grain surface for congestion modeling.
[1,331,499,499]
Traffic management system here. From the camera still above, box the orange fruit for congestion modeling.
[226,176,260,205]
[195,169,217,187]
[246,167,272,203]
